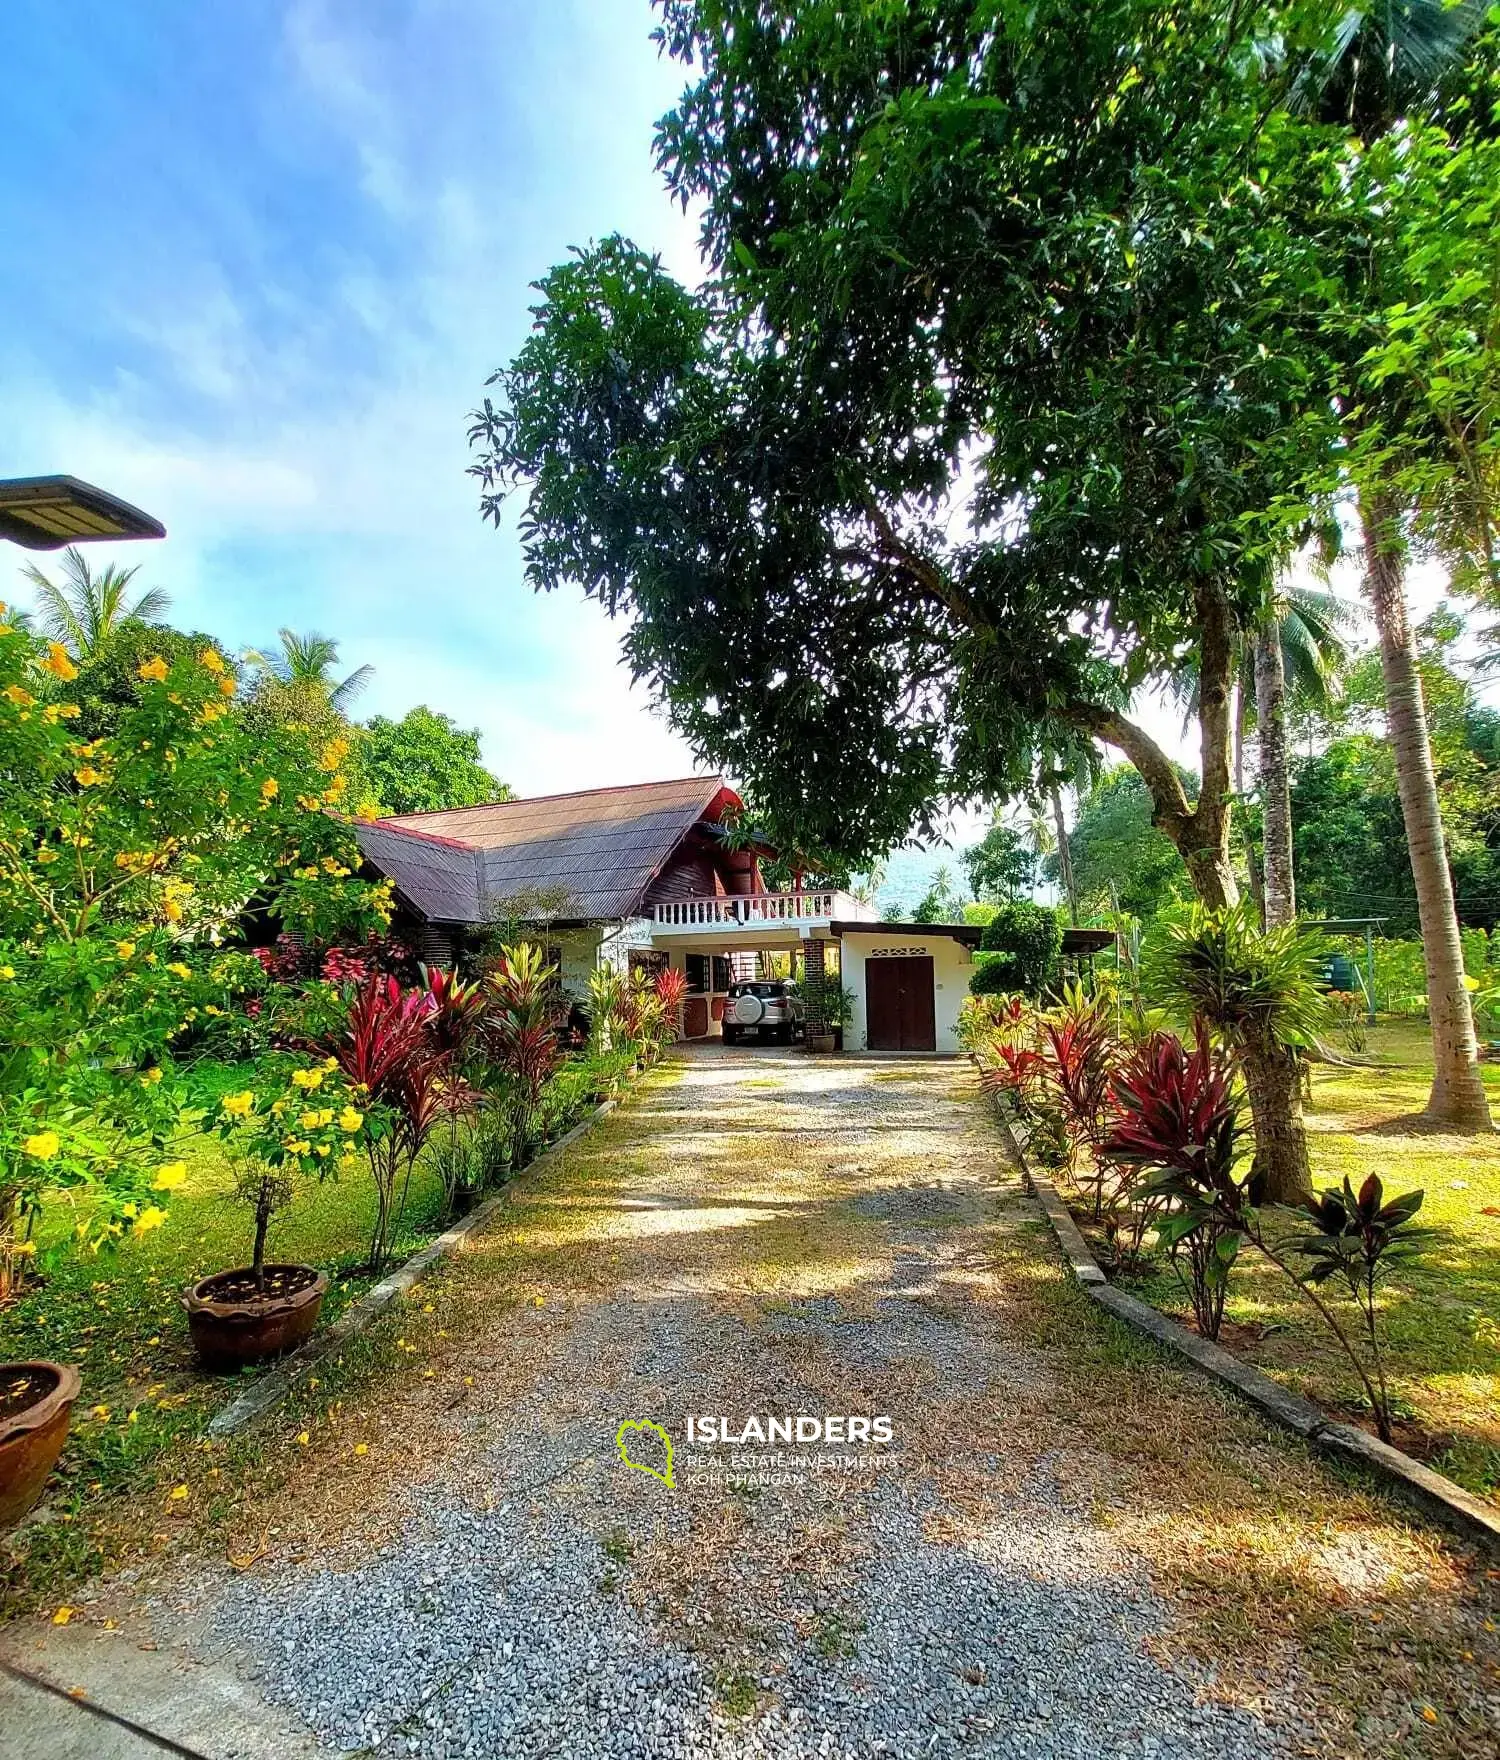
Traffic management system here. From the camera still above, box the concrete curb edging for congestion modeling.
[207,1098,618,1438]
[989,1096,1500,1552]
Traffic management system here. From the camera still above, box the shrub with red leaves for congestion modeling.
[1103,1029,1248,1338]
[324,973,474,1269]
[654,965,688,1021]
[1103,1030,1244,1199]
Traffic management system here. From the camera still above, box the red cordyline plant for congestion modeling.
[653,965,687,1025]
[1103,1029,1428,1436]
[1040,984,1120,1219]
[1103,1029,1249,1338]
[325,974,474,1270]
[422,965,487,1063]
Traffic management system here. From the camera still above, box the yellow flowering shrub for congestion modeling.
[0,612,388,1281]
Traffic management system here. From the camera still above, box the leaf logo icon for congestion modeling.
[615,1418,675,1489]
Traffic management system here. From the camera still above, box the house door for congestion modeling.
[864,956,936,1052]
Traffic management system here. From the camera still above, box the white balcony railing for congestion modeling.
[651,889,875,929]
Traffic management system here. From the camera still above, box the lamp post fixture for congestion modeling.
[0,475,165,549]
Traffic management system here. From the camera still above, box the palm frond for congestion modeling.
[329,663,376,711]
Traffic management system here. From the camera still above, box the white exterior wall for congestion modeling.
[839,932,974,1055]
[555,926,606,998]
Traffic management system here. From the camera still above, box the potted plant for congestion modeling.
[184,1061,367,1368]
[806,983,857,1054]
[1,1361,81,1527]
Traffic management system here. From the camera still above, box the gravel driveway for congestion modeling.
[36,1049,1498,1757]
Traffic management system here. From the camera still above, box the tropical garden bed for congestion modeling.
[967,957,1500,1515]
[1131,1022,1500,1501]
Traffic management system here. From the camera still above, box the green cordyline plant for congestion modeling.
[585,965,627,1055]
[485,942,562,1168]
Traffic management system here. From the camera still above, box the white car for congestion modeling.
[721,979,804,1045]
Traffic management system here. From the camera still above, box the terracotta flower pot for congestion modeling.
[183,1265,329,1370]
[1,1361,81,1529]
[807,1032,837,1054]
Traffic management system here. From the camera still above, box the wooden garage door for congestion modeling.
[864,956,936,1052]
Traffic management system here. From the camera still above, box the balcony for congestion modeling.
[650,889,876,934]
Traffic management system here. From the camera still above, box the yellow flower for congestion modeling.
[199,647,225,673]
[290,1067,323,1090]
[91,1405,111,1420]
[36,848,59,864]
[166,961,192,979]
[163,897,184,923]
[285,1138,312,1155]
[218,674,236,697]
[260,777,279,801]
[220,1090,255,1117]
[2,683,34,707]
[338,1106,363,1134]
[353,1443,368,1458]
[74,765,104,787]
[140,1066,163,1086]
[0,966,13,981]
[43,643,78,681]
[152,1162,188,1191]
[297,1431,310,1446]
[52,1607,73,1626]
[321,1056,339,1072]
[23,1130,60,1160]
[137,656,169,682]
[298,1109,323,1130]
[168,1484,189,1501]
[315,1143,330,1158]
[57,703,81,718]
[135,1206,167,1234]
[116,940,136,960]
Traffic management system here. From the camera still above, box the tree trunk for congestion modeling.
[1360,487,1493,1131]
[252,1184,272,1294]
[1235,677,1266,925]
[1049,785,1077,924]
[1241,1032,1312,1202]
[1254,622,1296,929]
[1069,575,1312,1199]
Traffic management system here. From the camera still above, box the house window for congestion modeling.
[630,949,667,980]
[685,953,710,993]
[711,955,734,992]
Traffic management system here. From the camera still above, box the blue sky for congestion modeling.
[7,2,1453,908]
[1,0,709,795]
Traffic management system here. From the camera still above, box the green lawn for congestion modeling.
[1134,1022,1500,1504]
[0,1058,446,1609]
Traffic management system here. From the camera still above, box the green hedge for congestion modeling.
[972,901,1064,997]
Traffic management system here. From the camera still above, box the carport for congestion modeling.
[646,890,983,1053]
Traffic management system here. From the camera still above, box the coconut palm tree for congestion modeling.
[1168,581,1359,923]
[246,629,374,713]
[1294,0,1493,1127]
[1253,582,1363,928]
[20,547,171,662]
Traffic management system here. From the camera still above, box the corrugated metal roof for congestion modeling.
[353,821,483,924]
[356,776,730,926]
